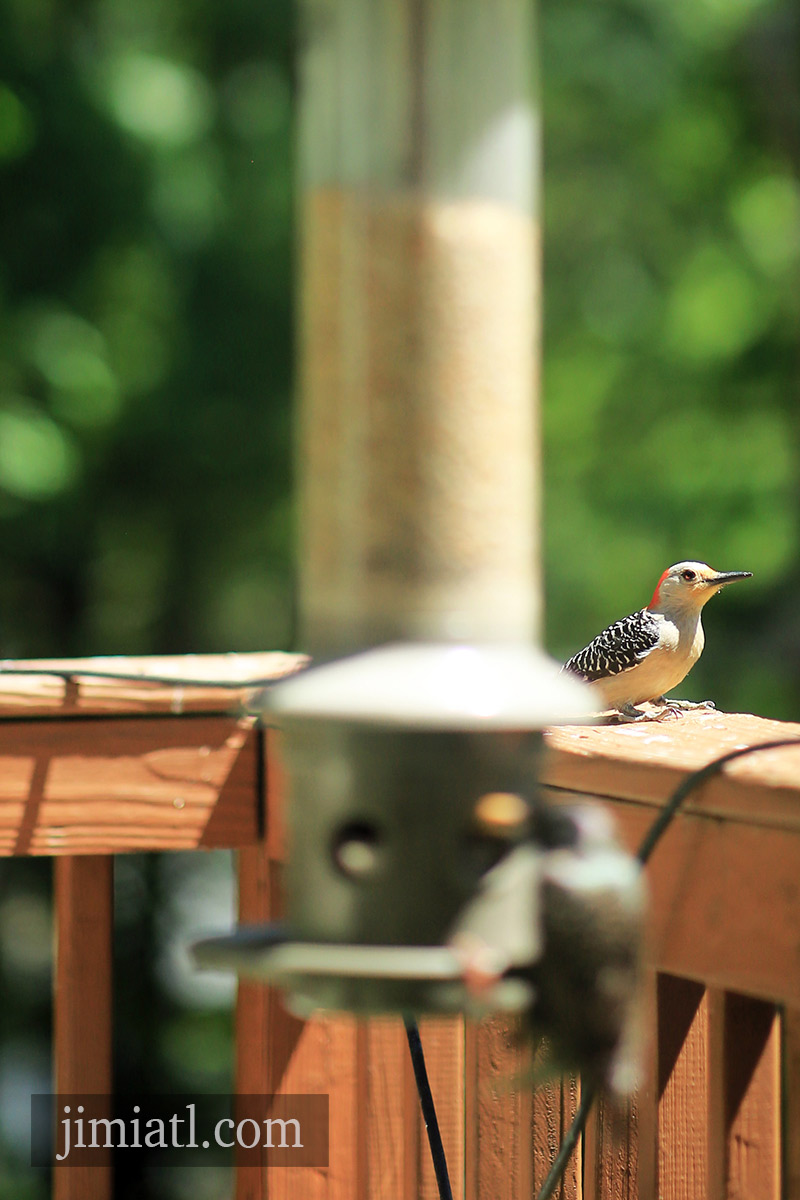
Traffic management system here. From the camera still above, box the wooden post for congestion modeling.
[53,855,114,1200]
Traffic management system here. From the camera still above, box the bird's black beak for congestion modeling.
[708,571,753,587]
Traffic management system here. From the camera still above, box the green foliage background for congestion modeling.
[0,0,797,1195]
[541,0,799,721]
[0,0,797,713]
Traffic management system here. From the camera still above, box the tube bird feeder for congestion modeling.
[196,0,642,1074]
[298,0,541,655]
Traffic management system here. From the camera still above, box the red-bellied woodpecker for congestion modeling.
[564,561,752,721]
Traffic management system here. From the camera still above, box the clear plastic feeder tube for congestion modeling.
[298,0,541,655]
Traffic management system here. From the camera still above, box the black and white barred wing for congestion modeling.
[563,609,660,683]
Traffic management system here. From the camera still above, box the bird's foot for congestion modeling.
[649,703,685,722]
[655,697,716,712]
[610,699,706,723]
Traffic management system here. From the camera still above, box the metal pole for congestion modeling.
[297,0,540,657]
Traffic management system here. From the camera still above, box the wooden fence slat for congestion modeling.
[235,840,287,1200]
[465,1017,534,1200]
[707,990,781,1200]
[785,1008,800,1200]
[656,975,707,1200]
[235,943,363,1200]
[363,1016,418,1200]
[583,1092,639,1200]
[416,1018,466,1200]
[706,988,726,1200]
[53,855,114,1200]
[234,729,287,1119]
[264,1013,361,1200]
[582,973,658,1200]
[464,1020,479,1200]
[532,1073,580,1200]
[724,993,781,1200]
[633,970,658,1200]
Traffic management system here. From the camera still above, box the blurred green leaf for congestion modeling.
[0,83,35,160]
[730,174,800,275]
[663,243,771,362]
[103,52,214,147]
[0,402,80,498]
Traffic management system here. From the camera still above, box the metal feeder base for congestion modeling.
[192,924,534,1018]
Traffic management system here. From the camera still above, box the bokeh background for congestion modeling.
[0,0,797,1195]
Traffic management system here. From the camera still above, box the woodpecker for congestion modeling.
[564,561,752,720]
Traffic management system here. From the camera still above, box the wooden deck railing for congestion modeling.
[5,653,799,1199]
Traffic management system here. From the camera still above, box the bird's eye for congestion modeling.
[681,569,696,581]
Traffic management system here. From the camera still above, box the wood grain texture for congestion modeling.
[235,854,360,1200]
[465,1017,534,1200]
[416,1018,465,1200]
[54,856,113,1200]
[258,1012,360,1200]
[583,1093,640,1200]
[785,1008,800,1200]
[707,989,726,1200]
[633,971,658,1200]
[0,715,259,855]
[235,839,284,1200]
[363,1017,418,1200]
[657,975,708,1200]
[532,1073,580,1200]
[582,971,656,1200]
[720,993,780,1200]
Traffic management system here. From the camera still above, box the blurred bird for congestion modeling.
[449,801,644,1098]
[563,561,752,721]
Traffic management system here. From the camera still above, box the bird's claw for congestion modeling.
[609,704,652,723]
[610,698,716,723]
[651,704,683,722]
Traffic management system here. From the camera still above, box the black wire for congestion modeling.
[532,734,800,1200]
[404,1015,454,1200]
